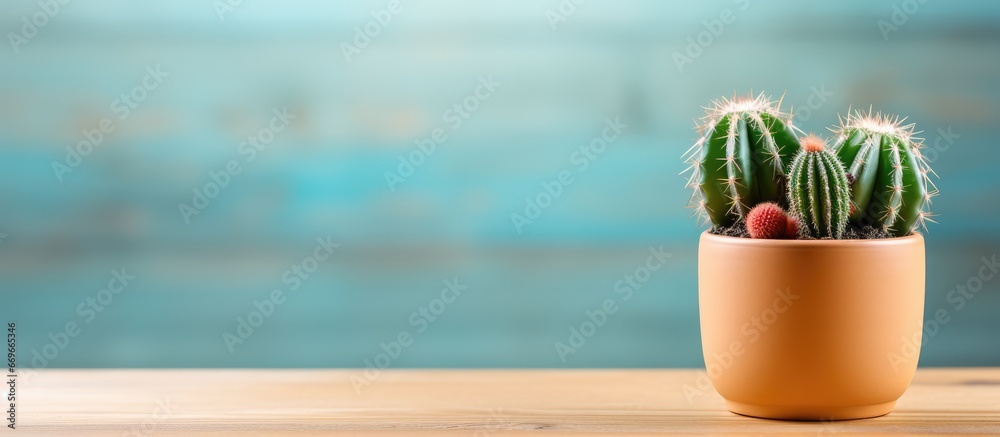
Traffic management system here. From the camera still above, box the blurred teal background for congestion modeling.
[2,1,999,368]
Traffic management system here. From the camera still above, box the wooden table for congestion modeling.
[16,368,1000,435]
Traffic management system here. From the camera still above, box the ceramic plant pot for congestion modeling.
[698,231,925,420]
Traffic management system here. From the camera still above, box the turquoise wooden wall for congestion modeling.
[2,1,999,368]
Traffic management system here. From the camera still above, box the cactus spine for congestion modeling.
[831,110,936,236]
[788,136,851,238]
[683,93,802,227]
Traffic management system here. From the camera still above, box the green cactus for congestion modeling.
[788,136,851,238]
[831,111,937,236]
[683,93,802,227]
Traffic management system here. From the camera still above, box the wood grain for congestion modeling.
[15,368,1000,435]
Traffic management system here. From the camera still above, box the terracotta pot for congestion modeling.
[698,231,925,420]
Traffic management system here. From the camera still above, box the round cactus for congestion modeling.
[746,202,788,239]
[831,110,936,236]
[784,214,801,239]
[683,93,802,227]
[788,135,851,239]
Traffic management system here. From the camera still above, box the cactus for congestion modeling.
[784,214,801,239]
[683,93,803,227]
[788,135,851,238]
[831,110,937,236]
[746,202,789,239]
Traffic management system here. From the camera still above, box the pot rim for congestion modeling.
[701,230,923,248]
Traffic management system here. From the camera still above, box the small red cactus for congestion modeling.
[784,215,801,239]
[746,202,788,239]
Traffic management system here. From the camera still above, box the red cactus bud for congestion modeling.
[801,134,826,152]
[784,215,801,239]
[746,202,788,239]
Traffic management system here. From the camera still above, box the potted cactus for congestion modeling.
[686,93,935,420]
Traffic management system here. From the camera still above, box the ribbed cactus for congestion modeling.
[683,93,802,227]
[831,110,936,236]
[788,136,851,238]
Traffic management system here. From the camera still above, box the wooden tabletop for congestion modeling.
[16,368,1000,435]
